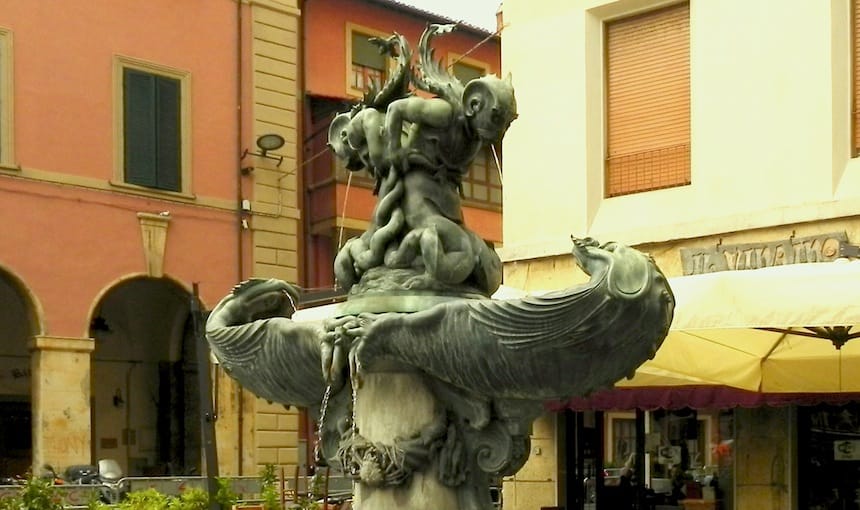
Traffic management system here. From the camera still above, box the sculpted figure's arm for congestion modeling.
[385,97,454,156]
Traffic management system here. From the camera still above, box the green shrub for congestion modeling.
[169,487,209,510]
[118,488,170,510]
[215,477,239,508]
[260,464,281,510]
[0,476,63,510]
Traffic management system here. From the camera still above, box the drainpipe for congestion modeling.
[236,0,245,290]
[236,0,245,476]
[297,0,307,287]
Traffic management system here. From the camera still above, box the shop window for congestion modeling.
[0,28,12,167]
[348,25,391,96]
[114,57,190,194]
[600,409,733,509]
[606,412,637,467]
[605,2,690,197]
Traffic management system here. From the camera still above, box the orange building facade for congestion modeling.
[0,0,302,479]
[0,0,501,484]
[301,0,503,288]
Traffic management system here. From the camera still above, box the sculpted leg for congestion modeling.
[419,218,476,284]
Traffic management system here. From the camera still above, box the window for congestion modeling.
[605,2,690,197]
[114,57,190,194]
[447,53,489,85]
[461,147,502,208]
[608,414,637,467]
[347,25,391,96]
[452,62,484,84]
[0,28,13,167]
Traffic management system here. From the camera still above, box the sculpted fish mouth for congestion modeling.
[570,236,604,274]
[570,237,649,296]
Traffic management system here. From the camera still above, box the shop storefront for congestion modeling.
[556,389,860,510]
[559,406,733,510]
[545,256,860,510]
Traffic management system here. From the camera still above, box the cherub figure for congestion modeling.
[330,24,517,296]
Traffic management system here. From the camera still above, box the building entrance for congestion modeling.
[0,270,37,479]
[90,277,201,476]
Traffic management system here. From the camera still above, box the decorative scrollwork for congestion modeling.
[336,421,446,487]
[470,420,514,475]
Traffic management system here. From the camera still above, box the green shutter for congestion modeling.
[155,76,181,192]
[124,69,181,192]
[124,69,158,188]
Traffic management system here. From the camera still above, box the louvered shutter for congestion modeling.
[124,69,181,191]
[124,69,158,188]
[155,77,181,192]
[605,2,690,197]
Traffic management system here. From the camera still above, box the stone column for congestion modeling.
[29,336,95,471]
[353,372,459,510]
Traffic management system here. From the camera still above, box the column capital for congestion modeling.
[29,335,95,353]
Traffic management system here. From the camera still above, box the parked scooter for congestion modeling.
[64,459,126,503]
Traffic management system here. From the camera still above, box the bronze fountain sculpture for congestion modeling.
[206,24,675,510]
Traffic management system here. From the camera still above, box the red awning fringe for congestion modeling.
[546,386,860,412]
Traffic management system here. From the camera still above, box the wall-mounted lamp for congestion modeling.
[90,316,111,334]
[241,133,286,172]
[112,388,125,408]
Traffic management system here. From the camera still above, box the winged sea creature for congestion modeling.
[206,237,674,409]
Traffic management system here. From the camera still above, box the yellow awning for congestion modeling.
[619,259,860,393]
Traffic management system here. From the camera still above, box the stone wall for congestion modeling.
[502,414,559,509]
[249,0,303,476]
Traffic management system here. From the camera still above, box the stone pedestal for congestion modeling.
[29,336,95,471]
[353,372,459,510]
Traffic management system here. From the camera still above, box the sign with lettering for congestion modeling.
[834,440,860,461]
[680,232,847,275]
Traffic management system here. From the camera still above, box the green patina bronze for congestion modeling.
[206,24,675,510]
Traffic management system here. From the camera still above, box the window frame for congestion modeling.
[461,146,503,210]
[345,23,393,99]
[446,52,491,86]
[112,55,192,197]
[0,27,14,169]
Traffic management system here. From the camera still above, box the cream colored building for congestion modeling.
[499,1,860,509]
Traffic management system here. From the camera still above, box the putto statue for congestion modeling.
[329,24,516,298]
[207,24,674,510]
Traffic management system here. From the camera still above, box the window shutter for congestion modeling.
[155,76,181,192]
[352,33,386,70]
[605,2,690,197]
[124,69,158,188]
